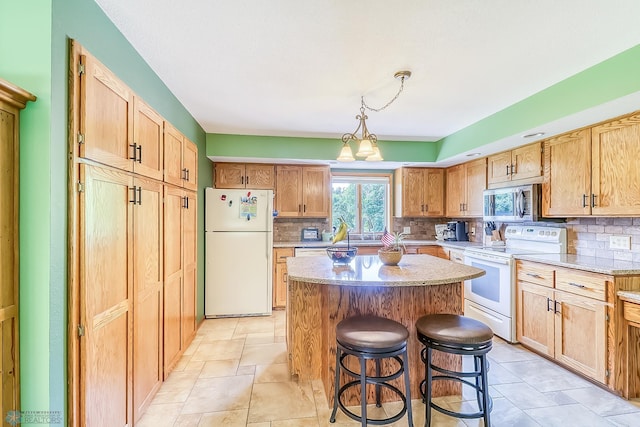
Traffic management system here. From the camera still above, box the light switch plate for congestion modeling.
[403,226,411,234]
[610,235,631,250]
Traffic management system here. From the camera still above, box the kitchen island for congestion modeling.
[286,254,485,406]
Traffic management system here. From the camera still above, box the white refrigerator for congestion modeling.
[205,187,273,317]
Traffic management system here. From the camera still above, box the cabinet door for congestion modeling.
[182,190,198,347]
[516,281,554,357]
[273,248,293,308]
[132,97,164,180]
[591,113,640,215]
[214,163,246,188]
[424,169,445,216]
[164,123,184,188]
[302,166,330,217]
[487,151,512,184]
[132,177,163,421]
[182,138,198,191]
[465,158,487,216]
[416,246,440,256]
[275,166,303,217]
[542,130,591,216]
[554,291,607,383]
[445,165,464,217]
[246,164,275,190]
[163,185,184,376]
[402,168,426,217]
[511,142,542,181]
[79,51,134,172]
[80,165,133,427]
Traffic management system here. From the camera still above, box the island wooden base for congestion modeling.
[287,280,464,407]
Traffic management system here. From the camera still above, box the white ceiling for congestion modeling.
[95,0,640,167]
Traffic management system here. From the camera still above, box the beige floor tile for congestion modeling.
[272,418,320,426]
[174,413,202,426]
[240,342,287,366]
[254,362,291,383]
[237,364,256,375]
[248,381,316,423]
[198,409,248,426]
[245,331,276,345]
[135,402,183,427]
[191,339,245,362]
[199,359,240,378]
[246,423,271,427]
[182,375,254,414]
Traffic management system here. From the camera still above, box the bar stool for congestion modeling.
[329,315,414,427]
[416,314,493,427]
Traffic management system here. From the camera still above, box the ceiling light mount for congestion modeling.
[337,70,411,162]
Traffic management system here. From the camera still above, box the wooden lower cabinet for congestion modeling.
[163,186,198,376]
[516,261,616,387]
[273,248,294,308]
[405,245,448,259]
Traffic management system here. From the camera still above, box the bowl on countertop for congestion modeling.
[326,247,358,264]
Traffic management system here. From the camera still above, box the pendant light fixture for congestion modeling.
[337,70,411,162]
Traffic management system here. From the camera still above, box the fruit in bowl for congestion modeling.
[326,247,358,264]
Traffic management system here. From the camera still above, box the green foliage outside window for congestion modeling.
[331,176,389,235]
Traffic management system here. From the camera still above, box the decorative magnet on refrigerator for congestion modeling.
[239,196,258,219]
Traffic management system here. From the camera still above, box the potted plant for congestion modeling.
[378,231,406,266]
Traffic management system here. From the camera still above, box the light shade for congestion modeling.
[365,146,383,161]
[355,139,374,157]
[337,143,355,162]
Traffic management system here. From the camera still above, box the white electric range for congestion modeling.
[463,225,567,343]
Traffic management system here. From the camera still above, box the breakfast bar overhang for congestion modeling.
[286,254,486,406]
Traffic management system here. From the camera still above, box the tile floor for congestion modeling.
[138,311,640,426]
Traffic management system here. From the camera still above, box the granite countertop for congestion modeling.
[274,239,482,249]
[286,254,485,286]
[617,291,640,303]
[514,253,640,276]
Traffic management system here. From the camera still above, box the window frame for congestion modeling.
[330,172,393,236]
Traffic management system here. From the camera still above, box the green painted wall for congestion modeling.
[2,0,207,425]
[207,134,440,163]
[436,44,640,160]
[0,1,53,425]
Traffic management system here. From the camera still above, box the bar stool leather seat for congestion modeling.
[416,314,493,427]
[330,315,414,427]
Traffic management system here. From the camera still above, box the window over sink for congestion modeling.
[331,173,391,237]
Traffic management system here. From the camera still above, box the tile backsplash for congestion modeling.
[274,216,640,262]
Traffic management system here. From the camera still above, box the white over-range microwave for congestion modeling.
[483,184,541,222]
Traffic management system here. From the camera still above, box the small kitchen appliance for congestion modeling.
[444,221,469,241]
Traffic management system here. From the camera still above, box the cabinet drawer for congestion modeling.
[623,300,640,324]
[516,261,554,288]
[555,268,607,301]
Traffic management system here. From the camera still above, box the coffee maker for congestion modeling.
[444,221,468,241]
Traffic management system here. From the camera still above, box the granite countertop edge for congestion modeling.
[617,291,640,303]
[286,271,484,287]
[514,254,640,276]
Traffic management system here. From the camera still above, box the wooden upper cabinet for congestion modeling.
[465,158,487,216]
[487,142,542,185]
[182,138,198,191]
[163,122,198,190]
[543,112,640,217]
[79,49,134,172]
[542,129,591,216]
[445,158,486,217]
[275,165,329,217]
[395,168,444,217]
[214,162,275,189]
[591,113,640,216]
[302,166,330,217]
[132,97,164,180]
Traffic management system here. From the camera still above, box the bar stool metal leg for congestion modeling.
[329,348,341,423]
[359,356,367,427]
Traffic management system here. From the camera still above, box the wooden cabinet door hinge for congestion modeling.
[78,62,85,76]
[78,133,85,145]
[77,181,85,193]
[77,324,85,337]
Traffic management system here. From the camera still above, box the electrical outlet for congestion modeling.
[470,227,476,236]
[403,226,411,234]
[610,235,631,250]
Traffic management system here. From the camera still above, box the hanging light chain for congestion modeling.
[361,74,407,112]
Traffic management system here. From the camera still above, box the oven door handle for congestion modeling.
[465,255,510,266]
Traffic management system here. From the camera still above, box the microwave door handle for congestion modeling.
[517,190,525,218]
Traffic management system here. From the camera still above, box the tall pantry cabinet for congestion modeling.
[0,78,35,426]
[70,42,198,426]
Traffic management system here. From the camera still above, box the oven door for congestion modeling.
[463,251,513,318]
